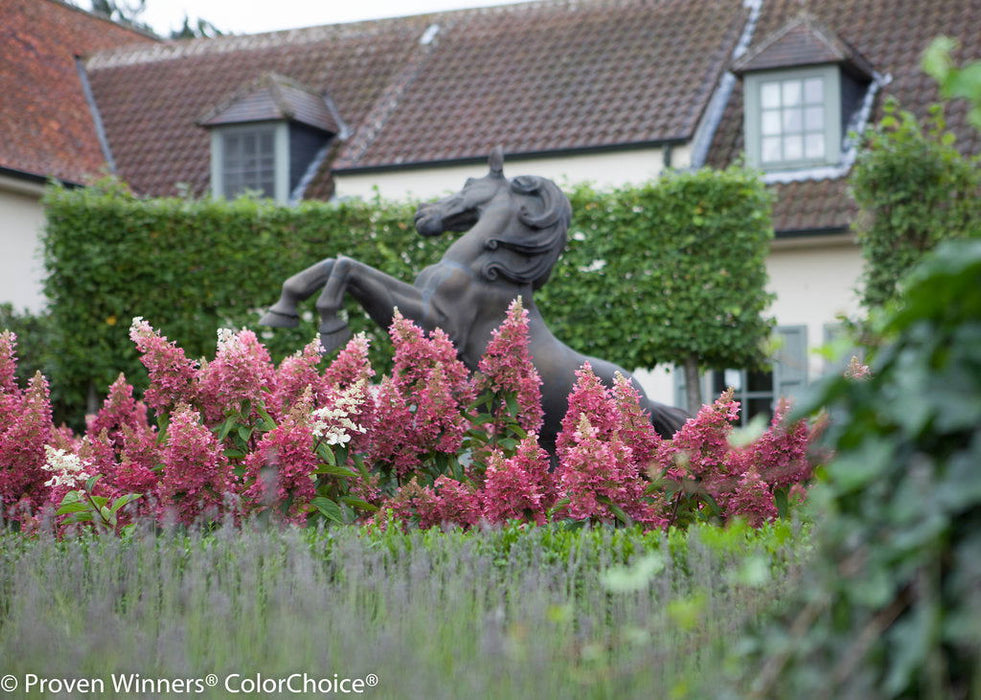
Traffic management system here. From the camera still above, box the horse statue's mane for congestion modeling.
[481,175,571,290]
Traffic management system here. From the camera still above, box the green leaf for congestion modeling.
[56,501,91,515]
[110,493,142,513]
[313,463,358,479]
[311,497,344,523]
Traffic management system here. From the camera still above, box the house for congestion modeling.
[0,0,154,312]
[7,0,979,415]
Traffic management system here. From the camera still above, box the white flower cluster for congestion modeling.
[311,381,368,446]
[42,445,93,489]
[216,327,243,351]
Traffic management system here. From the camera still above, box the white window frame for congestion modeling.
[210,122,289,203]
[744,66,842,171]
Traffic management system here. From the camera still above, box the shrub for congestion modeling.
[0,299,819,534]
[739,239,981,698]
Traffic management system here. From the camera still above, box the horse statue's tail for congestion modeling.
[645,399,690,439]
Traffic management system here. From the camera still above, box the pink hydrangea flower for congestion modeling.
[197,328,276,424]
[432,475,482,528]
[0,331,23,428]
[242,409,319,525]
[86,374,151,450]
[555,363,621,456]
[321,332,375,391]
[270,336,326,418]
[481,435,552,525]
[747,399,814,490]
[476,297,544,435]
[159,404,231,525]
[0,373,53,518]
[367,313,474,477]
[129,317,199,414]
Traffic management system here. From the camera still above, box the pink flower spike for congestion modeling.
[0,372,53,518]
[476,297,544,434]
[159,403,231,525]
[197,328,276,424]
[128,317,199,414]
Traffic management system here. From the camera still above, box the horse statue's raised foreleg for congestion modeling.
[312,256,432,353]
[259,259,335,328]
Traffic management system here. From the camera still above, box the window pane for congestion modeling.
[761,136,782,162]
[761,82,781,109]
[783,135,803,160]
[782,108,802,133]
[747,398,773,424]
[761,110,781,136]
[747,370,773,392]
[805,133,826,159]
[724,369,743,391]
[222,127,277,199]
[782,80,802,106]
[804,77,824,103]
[804,105,824,131]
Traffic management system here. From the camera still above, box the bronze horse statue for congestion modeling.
[260,147,688,454]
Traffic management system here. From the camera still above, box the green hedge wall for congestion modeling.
[41,167,772,425]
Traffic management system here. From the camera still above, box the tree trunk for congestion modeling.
[684,356,702,413]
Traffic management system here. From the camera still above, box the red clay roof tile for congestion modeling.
[0,0,154,183]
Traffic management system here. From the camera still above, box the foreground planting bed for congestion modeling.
[0,521,807,699]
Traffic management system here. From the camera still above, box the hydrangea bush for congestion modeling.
[0,299,820,534]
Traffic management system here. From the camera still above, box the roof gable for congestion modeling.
[732,12,875,80]
[0,0,154,184]
[199,73,341,133]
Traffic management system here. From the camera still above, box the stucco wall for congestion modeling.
[766,234,864,375]
[333,145,689,201]
[0,176,47,312]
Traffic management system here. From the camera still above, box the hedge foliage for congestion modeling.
[41,167,773,425]
[851,98,981,310]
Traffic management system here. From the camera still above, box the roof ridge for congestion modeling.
[82,0,630,70]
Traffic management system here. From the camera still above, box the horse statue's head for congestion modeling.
[414,146,572,290]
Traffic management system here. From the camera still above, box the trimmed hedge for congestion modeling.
[41,167,773,425]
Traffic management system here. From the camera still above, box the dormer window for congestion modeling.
[199,73,345,203]
[745,66,840,169]
[734,14,875,173]
[218,123,281,199]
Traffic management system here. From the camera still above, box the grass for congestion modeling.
[0,520,810,699]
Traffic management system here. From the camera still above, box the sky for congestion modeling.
[133,0,530,36]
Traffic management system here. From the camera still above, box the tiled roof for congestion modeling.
[77,0,980,236]
[707,0,981,234]
[333,0,748,169]
[0,0,154,184]
[85,16,436,197]
[84,0,749,197]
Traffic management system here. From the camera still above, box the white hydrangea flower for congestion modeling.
[311,381,368,446]
[42,445,93,489]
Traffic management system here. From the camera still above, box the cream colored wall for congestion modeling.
[0,176,48,312]
[333,145,690,201]
[634,235,864,406]
[765,234,864,376]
